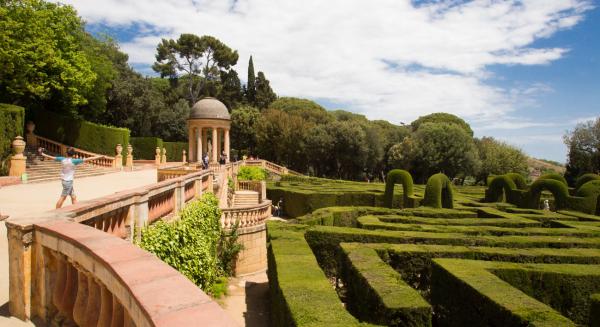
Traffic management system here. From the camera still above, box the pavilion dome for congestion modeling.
[189,97,230,120]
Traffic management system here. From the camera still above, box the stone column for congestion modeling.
[9,136,26,177]
[196,127,202,163]
[202,129,208,154]
[225,129,230,163]
[188,127,194,162]
[217,129,222,161]
[6,223,33,320]
[212,128,218,163]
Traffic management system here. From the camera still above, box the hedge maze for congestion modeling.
[267,173,600,326]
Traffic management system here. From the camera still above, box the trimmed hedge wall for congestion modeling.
[163,141,188,162]
[31,109,129,163]
[0,103,25,175]
[538,172,568,186]
[340,243,432,326]
[130,137,163,160]
[423,173,454,209]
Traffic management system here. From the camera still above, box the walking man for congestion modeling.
[38,147,105,208]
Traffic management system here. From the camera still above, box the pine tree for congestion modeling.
[254,71,277,109]
[246,56,256,104]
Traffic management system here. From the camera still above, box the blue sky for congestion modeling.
[65,0,599,163]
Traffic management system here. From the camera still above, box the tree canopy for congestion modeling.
[564,117,600,184]
[475,137,528,183]
[411,112,474,136]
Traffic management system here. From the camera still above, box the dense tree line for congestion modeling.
[2,0,532,183]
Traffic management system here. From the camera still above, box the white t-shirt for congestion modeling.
[55,157,84,181]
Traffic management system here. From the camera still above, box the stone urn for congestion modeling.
[116,144,123,156]
[127,144,133,156]
[25,121,35,134]
[12,136,26,157]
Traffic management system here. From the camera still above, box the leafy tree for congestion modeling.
[475,137,528,184]
[0,0,95,111]
[411,112,474,136]
[564,117,600,184]
[304,124,335,177]
[231,105,261,154]
[410,122,480,181]
[387,138,415,170]
[246,56,256,104]
[254,71,277,109]
[329,120,369,179]
[218,69,243,110]
[153,34,239,104]
[269,97,331,124]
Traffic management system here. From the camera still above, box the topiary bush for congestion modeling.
[505,173,527,190]
[237,166,268,181]
[537,173,568,186]
[528,178,570,209]
[0,103,25,175]
[137,193,223,293]
[575,174,600,190]
[384,169,416,208]
[423,173,454,209]
[576,180,600,198]
[485,175,517,202]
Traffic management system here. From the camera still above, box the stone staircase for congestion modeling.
[24,148,117,183]
[233,190,260,207]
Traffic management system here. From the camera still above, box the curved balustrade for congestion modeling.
[221,200,272,230]
[34,135,116,168]
[32,220,237,327]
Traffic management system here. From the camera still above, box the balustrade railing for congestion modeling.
[221,200,272,230]
[34,135,116,168]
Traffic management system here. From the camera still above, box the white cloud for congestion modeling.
[57,0,591,129]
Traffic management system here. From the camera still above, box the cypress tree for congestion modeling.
[255,71,277,109]
[246,56,256,104]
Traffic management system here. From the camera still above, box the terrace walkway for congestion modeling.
[0,169,157,326]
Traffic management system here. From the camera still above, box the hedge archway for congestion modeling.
[485,175,517,202]
[384,169,414,208]
[505,173,527,190]
[575,173,600,190]
[423,173,453,209]
[528,178,569,210]
[537,173,567,186]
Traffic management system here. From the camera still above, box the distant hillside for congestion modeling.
[527,157,566,176]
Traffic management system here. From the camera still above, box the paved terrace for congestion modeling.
[1,169,157,326]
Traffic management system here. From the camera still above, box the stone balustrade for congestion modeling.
[221,200,271,230]
[8,219,237,326]
[34,135,117,168]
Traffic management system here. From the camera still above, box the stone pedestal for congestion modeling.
[182,150,187,164]
[114,144,123,169]
[161,148,167,164]
[126,144,133,170]
[154,147,161,166]
[9,136,26,177]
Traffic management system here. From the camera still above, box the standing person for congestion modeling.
[203,152,209,169]
[38,147,105,208]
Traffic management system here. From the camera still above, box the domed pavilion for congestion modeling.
[187,97,231,163]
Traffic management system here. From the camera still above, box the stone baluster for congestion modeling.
[61,262,79,322]
[52,254,68,316]
[110,294,124,327]
[72,269,89,326]
[97,284,113,327]
[83,277,101,327]
[126,144,133,170]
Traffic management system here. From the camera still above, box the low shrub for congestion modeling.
[0,103,24,175]
[138,193,223,293]
[237,166,268,181]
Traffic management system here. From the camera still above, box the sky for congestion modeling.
[59,0,599,163]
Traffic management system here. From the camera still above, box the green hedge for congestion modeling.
[384,169,420,208]
[267,222,370,326]
[575,173,600,190]
[538,172,568,186]
[31,109,129,163]
[163,141,188,162]
[577,180,600,198]
[340,243,432,326]
[130,136,163,160]
[423,173,454,209]
[431,259,577,327]
[528,178,570,209]
[0,104,25,175]
[237,166,268,181]
[591,294,600,326]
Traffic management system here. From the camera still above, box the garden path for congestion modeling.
[0,168,157,326]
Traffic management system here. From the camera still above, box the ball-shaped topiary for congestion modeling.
[575,173,600,190]
[528,178,569,209]
[576,180,600,198]
[423,173,454,209]
[384,169,414,208]
[537,173,568,186]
